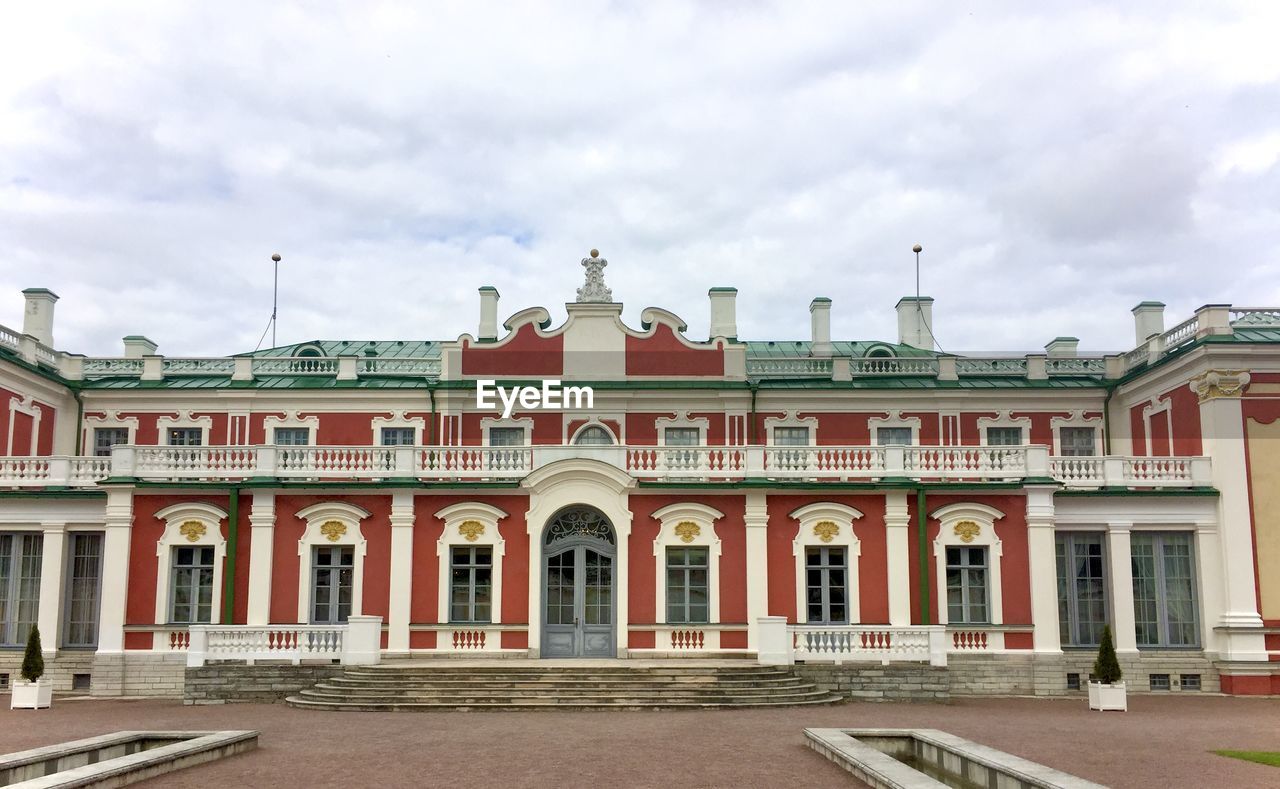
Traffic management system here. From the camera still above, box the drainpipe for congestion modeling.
[72,389,85,455]
[428,386,437,445]
[1102,382,1116,456]
[223,488,240,624]
[917,487,930,625]
[748,383,758,445]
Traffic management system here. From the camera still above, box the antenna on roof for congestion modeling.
[253,253,284,352]
[912,244,944,353]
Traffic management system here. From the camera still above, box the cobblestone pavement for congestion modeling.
[1,695,1276,788]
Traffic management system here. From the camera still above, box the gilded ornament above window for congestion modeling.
[320,520,347,542]
[459,520,485,542]
[179,520,207,542]
[813,521,839,543]
[674,521,701,543]
[954,521,981,543]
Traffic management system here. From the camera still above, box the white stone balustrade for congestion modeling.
[0,446,1215,489]
[756,618,948,666]
[186,616,382,667]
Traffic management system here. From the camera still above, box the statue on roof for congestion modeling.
[576,249,613,303]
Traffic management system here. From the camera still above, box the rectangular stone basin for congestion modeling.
[805,728,1106,789]
[0,730,258,788]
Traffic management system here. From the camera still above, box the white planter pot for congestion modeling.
[10,679,53,710]
[1088,680,1126,711]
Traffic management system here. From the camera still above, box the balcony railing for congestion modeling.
[757,620,949,666]
[0,445,1213,489]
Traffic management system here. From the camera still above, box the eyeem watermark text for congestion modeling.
[475,379,594,418]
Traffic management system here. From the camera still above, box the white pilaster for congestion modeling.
[1107,524,1138,653]
[1025,487,1060,653]
[96,489,133,654]
[388,491,415,654]
[245,492,275,626]
[37,524,66,655]
[744,491,769,649]
[1194,523,1227,655]
[1192,371,1267,660]
[885,492,912,626]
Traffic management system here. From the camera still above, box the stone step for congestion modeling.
[301,685,819,700]
[345,667,792,677]
[322,677,806,689]
[284,694,845,712]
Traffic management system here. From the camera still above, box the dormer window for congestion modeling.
[866,345,895,359]
[295,345,324,358]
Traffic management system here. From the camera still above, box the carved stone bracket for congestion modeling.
[1189,370,1250,403]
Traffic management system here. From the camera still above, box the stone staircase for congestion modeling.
[285,663,842,711]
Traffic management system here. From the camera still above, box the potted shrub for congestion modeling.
[1087,624,1126,711]
[10,625,52,710]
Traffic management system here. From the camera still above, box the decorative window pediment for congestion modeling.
[930,502,1005,625]
[789,502,864,623]
[651,502,724,624]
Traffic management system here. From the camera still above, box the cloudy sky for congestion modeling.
[1,1,1277,357]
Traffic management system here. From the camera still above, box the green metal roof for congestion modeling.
[745,340,936,358]
[246,340,440,359]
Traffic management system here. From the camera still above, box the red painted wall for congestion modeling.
[764,494,889,623]
[625,326,724,376]
[462,324,564,376]
[127,494,230,628]
[1,387,58,456]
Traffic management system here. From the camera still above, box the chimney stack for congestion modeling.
[478,286,500,341]
[708,287,737,340]
[896,296,935,349]
[810,297,832,356]
[1045,337,1079,357]
[1132,301,1165,345]
[21,288,58,348]
[123,336,158,358]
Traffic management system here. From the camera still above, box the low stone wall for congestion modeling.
[793,663,950,702]
[183,664,344,705]
[948,651,1221,696]
[0,651,96,694]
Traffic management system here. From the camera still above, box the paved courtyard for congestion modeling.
[1,695,1277,788]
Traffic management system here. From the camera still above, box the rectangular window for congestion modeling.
[876,427,913,446]
[663,427,701,446]
[986,427,1023,446]
[1131,532,1199,647]
[273,428,311,446]
[311,546,354,624]
[450,546,492,623]
[1059,426,1097,456]
[666,547,709,624]
[63,533,103,648]
[380,427,416,446]
[93,428,129,457]
[169,545,215,624]
[773,427,810,446]
[805,546,849,624]
[488,427,526,446]
[0,533,43,646]
[1056,533,1108,647]
[945,546,989,624]
[166,427,204,446]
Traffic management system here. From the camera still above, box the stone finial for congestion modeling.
[576,249,613,303]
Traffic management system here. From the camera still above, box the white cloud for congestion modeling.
[0,0,1275,357]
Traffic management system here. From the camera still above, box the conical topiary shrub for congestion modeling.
[1092,624,1122,685]
[20,625,45,683]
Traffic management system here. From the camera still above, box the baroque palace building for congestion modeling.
[1,252,1278,698]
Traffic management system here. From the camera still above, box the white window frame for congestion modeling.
[764,412,818,446]
[295,502,369,624]
[790,502,863,624]
[977,411,1033,446]
[153,502,228,626]
[869,411,921,446]
[157,411,213,447]
[372,411,426,446]
[1141,398,1174,457]
[931,502,1005,626]
[1050,410,1103,456]
[434,502,507,624]
[656,412,710,446]
[264,412,319,446]
[569,419,619,446]
[82,411,139,455]
[6,395,43,456]
[651,503,723,625]
[481,416,533,446]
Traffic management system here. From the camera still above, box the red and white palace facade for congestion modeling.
[2,254,1279,697]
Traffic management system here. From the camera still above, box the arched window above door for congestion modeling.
[573,425,615,446]
[544,506,615,546]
